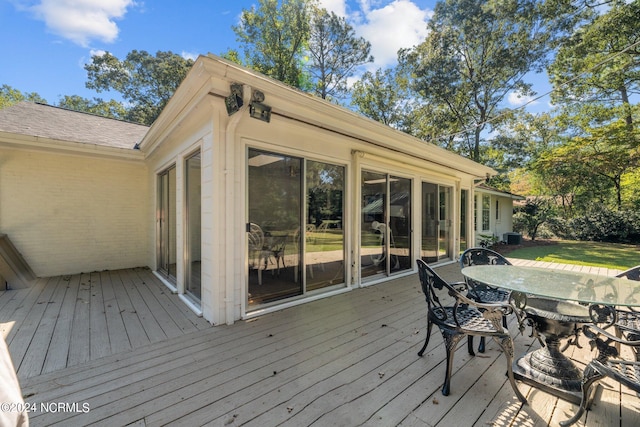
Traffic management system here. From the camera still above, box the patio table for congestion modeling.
[461,265,640,404]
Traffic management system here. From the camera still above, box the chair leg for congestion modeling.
[478,336,486,353]
[441,331,464,396]
[467,336,476,356]
[418,319,433,357]
[496,335,527,403]
[559,364,603,426]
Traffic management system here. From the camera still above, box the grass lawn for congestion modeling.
[501,240,640,270]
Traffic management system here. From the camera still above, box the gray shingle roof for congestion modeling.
[0,102,149,149]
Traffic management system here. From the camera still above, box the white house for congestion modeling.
[474,183,525,246]
[0,54,497,325]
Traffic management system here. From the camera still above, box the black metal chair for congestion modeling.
[613,265,640,360]
[416,259,526,402]
[560,305,640,426]
[459,247,512,352]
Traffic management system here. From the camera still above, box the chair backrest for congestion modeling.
[459,247,512,269]
[617,265,640,281]
[248,223,264,250]
[416,259,456,317]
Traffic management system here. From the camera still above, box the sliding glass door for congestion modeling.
[421,182,452,263]
[247,148,345,307]
[157,166,177,283]
[361,170,412,280]
[185,151,201,301]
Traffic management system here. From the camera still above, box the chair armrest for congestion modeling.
[584,323,640,347]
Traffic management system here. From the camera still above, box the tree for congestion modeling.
[513,197,555,241]
[399,0,585,161]
[84,50,194,125]
[548,0,640,128]
[57,95,127,120]
[0,84,47,109]
[233,0,311,89]
[351,68,409,128]
[307,7,373,100]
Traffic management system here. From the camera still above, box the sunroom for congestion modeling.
[139,54,495,325]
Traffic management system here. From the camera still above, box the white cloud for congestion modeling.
[508,91,539,107]
[181,51,198,62]
[354,1,432,68]
[27,0,136,47]
[318,0,348,17]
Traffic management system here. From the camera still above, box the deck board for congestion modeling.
[3,262,638,426]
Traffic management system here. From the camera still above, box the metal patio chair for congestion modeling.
[613,265,640,360]
[560,305,640,426]
[460,247,512,352]
[416,259,526,402]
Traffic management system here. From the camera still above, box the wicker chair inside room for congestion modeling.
[459,247,512,352]
[416,259,526,402]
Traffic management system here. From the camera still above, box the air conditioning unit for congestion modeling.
[503,232,522,245]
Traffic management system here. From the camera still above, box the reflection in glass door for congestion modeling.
[439,186,452,260]
[421,182,452,263]
[247,149,303,306]
[247,149,346,307]
[361,171,411,280]
[306,161,345,291]
[185,151,201,301]
[157,166,177,282]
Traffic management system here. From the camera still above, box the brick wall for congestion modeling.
[0,148,149,277]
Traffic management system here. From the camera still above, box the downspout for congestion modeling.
[224,84,250,325]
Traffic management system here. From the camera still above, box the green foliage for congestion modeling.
[85,50,194,125]
[399,0,578,161]
[233,0,312,89]
[0,84,47,109]
[548,205,640,243]
[307,7,373,100]
[513,197,555,241]
[57,95,127,120]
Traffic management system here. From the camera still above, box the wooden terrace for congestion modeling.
[1,262,639,426]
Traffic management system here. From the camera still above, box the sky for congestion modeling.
[0,0,547,111]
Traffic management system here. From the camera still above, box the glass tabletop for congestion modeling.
[461,265,640,307]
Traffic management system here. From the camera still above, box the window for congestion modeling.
[482,195,490,231]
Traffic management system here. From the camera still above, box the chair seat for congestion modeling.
[470,288,510,304]
[434,306,504,335]
[617,310,640,333]
[594,359,640,392]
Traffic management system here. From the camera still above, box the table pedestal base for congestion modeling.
[513,339,582,404]
[513,297,591,405]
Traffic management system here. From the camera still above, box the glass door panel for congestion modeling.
[460,190,468,252]
[389,176,411,272]
[306,161,345,290]
[248,149,302,306]
[421,182,438,263]
[158,166,177,282]
[361,171,387,279]
[185,151,201,301]
[438,186,452,261]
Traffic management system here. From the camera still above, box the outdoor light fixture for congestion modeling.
[225,83,244,116]
[249,90,271,123]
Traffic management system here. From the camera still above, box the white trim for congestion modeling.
[153,270,178,294]
[179,294,203,317]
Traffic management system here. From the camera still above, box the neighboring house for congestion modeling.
[474,183,525,245]
[0,54,496,326]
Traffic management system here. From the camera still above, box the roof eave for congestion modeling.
[0,131,145,162]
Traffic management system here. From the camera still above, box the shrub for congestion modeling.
[551,205,640,243]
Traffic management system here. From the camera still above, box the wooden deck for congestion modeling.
[2,261,639,426]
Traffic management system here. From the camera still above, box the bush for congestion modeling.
[550,205,640,243]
